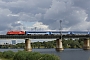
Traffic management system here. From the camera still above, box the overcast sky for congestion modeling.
[0,0,90,34]
[0,0,90,43]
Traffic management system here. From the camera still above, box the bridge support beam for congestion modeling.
[55,39,63,51]
[83,38,90,50]
[25,39,32,51]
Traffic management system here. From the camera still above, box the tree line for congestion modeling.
[0,38,84,49]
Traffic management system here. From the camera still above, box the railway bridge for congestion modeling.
[0,34,90,51]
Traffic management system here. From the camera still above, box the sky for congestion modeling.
[0,0,90,43]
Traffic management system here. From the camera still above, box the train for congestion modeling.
[6,31,52,35]
[6,30,90,35]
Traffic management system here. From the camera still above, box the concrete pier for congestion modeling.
[55,39,63,51]
[83,38,90,50]
[25,39,32,51]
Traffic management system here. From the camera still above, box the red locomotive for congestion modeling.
[7,31,25,35]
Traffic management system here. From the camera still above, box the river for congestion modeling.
[0,48,90,60]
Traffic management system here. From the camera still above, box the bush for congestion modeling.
[2,50,15,59]
[0,52,3,58]
[26,52,42,60]
[40,54,60,60]
[13,51,60,60]
[13,51,29,60]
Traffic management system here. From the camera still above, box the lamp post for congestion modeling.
[35,27,37,31]
[60,20,62,39]
[35,27,37,34]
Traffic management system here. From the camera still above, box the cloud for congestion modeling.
[22,22,50,31]
[73,0,90,22]
[33,22,50,30]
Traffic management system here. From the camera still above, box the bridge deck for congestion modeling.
[0,35,89,39]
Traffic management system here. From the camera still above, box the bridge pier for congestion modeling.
[25,39,32,51]
[83,38,90,50]
[55,39,63,51]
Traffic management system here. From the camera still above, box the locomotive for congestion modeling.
[7,31,25,35]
